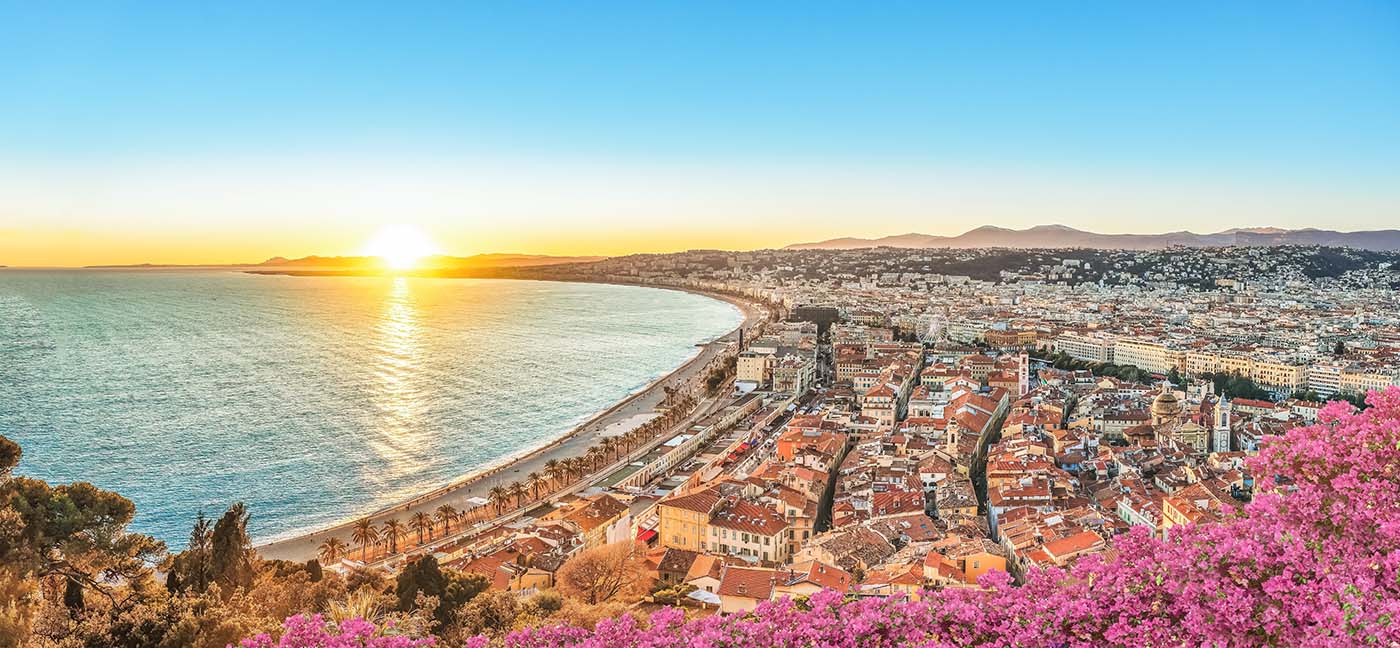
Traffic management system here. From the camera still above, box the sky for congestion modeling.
[1,2,1398,266]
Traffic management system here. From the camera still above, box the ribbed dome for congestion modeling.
[1152,387,1184,419]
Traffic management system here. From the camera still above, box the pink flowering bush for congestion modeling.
[239,615,439,648]
[246,387,1400,647]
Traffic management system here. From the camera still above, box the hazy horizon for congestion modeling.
[9,221,1400,269]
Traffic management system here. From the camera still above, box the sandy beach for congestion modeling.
[255,283,763,563]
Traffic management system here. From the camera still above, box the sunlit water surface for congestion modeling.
[0,271,740,547]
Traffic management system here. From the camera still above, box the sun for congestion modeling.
[362,224,440,270]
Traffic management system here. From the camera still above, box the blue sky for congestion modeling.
[2,2,1398,264]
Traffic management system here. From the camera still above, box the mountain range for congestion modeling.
[785,225,1400,251]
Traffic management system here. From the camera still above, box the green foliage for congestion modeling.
[210,503,256,594]
[0,474,165,598]
[0,571,35,648]
[703,355,739,394]
[456,589,520,636]
[169,512,213,593]
[170,505,255,598]
[1043,351,1154,384]
[0,434,166,645]
[304,559,323,583]
[0,436,19,477]
[1,434,370,647]
[442,571,490,616]
[1205,372,1272,400]
[394,554,488,629]
[650,582,696,606]
[1326,391,1371,410]
[526,589,564,615]
[395,555,447,614]
[1289,388,1369,411]
[64,575,85,612]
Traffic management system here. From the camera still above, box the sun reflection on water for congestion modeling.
[366,277,429,483]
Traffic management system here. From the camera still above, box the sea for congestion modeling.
[0,270,741,548]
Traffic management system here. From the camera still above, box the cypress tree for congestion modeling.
[184,512,213,592]
[305,558,323,582]
[395,554,447,613]
[210,503,255,593]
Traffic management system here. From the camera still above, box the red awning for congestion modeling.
[637,529,658,543]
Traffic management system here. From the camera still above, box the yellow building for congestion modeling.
[1113,338,1185,374]
[657,489,720,552]
[1184,351,1306,392]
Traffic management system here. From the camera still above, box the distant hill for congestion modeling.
[86,253,604,270]
[785,225,1400,251]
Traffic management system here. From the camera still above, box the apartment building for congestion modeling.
[1112,338,1185,374]
[1054,333,1116,363]
[1186,351,1306,392]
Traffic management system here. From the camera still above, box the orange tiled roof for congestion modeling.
[717,565,777,599]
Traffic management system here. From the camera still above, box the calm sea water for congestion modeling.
[0,270,740,547]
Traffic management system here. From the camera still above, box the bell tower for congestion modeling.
[1018,351,1029,396]
[1212,397,1232,453]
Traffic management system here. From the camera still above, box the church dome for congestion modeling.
[1152,387,1184,420]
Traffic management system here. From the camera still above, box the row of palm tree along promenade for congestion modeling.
[255,288,772,570]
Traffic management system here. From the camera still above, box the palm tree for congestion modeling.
[351,519,380,563]
[410,511,432,545]
[381,518,406,555]
[526,471,544,501]
[569,457,587,481]
[509,481,527,508]
[544,459,563,488]
[318,537,349,565]
[435,504,457,536]
[488,484,510,514]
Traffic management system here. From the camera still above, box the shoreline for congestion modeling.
[254,278,762,563]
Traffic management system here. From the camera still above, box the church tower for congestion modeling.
[1018,351,1030,396]
[1212,397,1232,453]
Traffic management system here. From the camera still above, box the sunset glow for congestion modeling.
[361,225,439,270]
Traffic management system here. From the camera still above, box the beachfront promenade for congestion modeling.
[256,288,764,563]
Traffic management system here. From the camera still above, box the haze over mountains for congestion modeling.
[254,253,604,269]
[84,253,602,270]
[786,225,1400,252]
